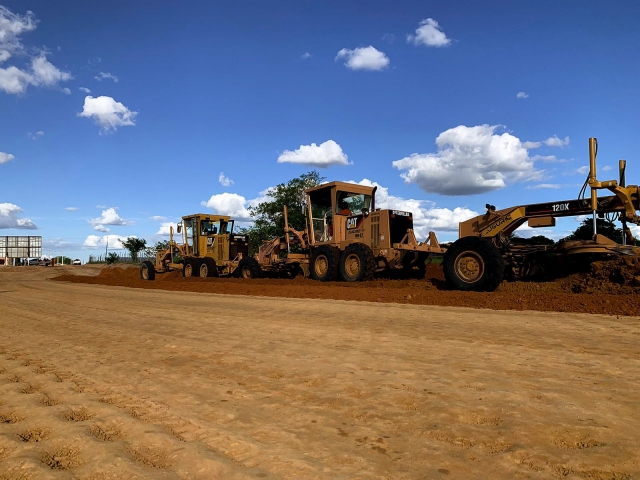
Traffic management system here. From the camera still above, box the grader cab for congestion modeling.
[140,213,262,280]
[302,182,443,281]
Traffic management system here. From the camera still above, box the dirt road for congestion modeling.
[1,267,639,479]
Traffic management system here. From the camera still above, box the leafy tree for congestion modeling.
[561,218,623,244]
[121,237,147,263]
[242,171,325,254]
[144,240,170,260]
[528,235,555,246]
[106,252,119,264]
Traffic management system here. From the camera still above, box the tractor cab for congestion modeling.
[304,182,376,245]
[178,214,247,262]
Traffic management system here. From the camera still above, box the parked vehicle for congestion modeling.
[72,259,82,265]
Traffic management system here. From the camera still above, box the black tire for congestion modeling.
[443,237,505,292]
[237,257,263,279]
[310,245,340,282]
[199,258,218,278]
[339,243,375,282]
[182,257,199,278]
[140,261,156,281]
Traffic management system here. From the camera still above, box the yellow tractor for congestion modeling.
[442,138,640,291]
[140,213,262,280]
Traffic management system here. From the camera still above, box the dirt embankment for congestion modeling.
[52,258,640,316]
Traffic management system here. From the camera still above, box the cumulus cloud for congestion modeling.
[89,207,130,232]
[525,183,561,189]
[300,52,311,60]
[0,7,72,96]
[79,86,90,93]
[407,18,451,47]
[94,71,118,82]
[576,166,589,175]
[156,222,178,236]
[83,234,130,249]
[0,203,37,229]
[65,206,78,211]
[602,165,613,172]
[78,95,138,133]
[149,215,166,221]
[516,91,529,99]
[392,124,542,196]
[219,172,234,187]
[335,46,389,71]
[201,192,252,221]
[544,135,570,147]
[0,152,15,164]
[277,140,350,167]
[346,179,478,238]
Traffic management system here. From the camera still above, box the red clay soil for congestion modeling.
[52,260,640,317]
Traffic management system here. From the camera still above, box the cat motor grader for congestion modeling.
[266,181,445,282]
[139,213,262,280]
[442,137,640,291]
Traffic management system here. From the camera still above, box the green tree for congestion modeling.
[144,240,170,260]
[106,252,119,264]
[561,218,623,243]
[121,237,147,263]
[528,235,555,246]
[242,171,325,254]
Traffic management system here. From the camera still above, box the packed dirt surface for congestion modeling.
[1,267,640,479]
[51,260,640,316]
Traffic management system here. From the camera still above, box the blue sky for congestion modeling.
[1,0,640,260]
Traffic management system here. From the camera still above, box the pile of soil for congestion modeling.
[52,260,640,316]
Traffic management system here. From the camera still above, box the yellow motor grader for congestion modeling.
[442,137,640,291]
[140,214,262,280]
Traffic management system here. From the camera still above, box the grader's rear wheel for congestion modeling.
[310,245,340,282]
[443,237,504,292]
[339,244,375,282]
[182,258,199,278]
[199,258,218,278]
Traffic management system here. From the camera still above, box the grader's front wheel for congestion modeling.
[443,237,504,292]
[140,261,156,281]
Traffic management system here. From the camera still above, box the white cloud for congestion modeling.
[0,203,36,229]
[335,46,389,71]
[27,130,44,140]
[95,204,107,209]
[525,183,561,189]
[79,86,91,93]
[0,152,15,164]
[219,172,234,187]
[65,206,78,211]
[156,222,178,236]
[531,154,563,163]
[382,33,395,44]
[31,53,72,85]
[149,215,166,221]
[407,18,451,47]
[94,71,118,82]
[0,65,34,94]
[392,124,542,196]
[0,6,37,59]
[201,193,252,221]
[576,166,589,175]
[78,95,138,133]
[83,234,130,249]
[602,165,612,172]
[89,207,130,232]
[544,135,570,147]
[516,91,529,99]
[277,140,350,167]
[300,52,311,60]
[523,141,540,149]
[62,87,70,95]
[349,179,478,237]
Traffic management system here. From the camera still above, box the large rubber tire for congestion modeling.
[140,261,156,281]
[310,245,340,282]
[443,237,505,292]
[183,258,199,278]
[199,258,218,278]
[339,243,375,282]
[237,257,263,279]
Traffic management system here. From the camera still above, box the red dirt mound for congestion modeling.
[51,261,640,316]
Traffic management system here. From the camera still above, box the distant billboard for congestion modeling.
[0,236,42,258]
